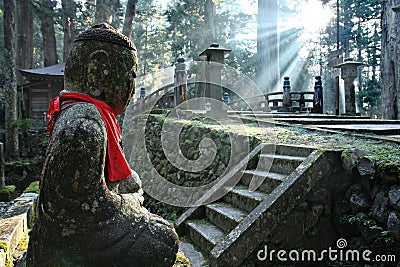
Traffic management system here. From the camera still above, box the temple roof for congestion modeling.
[19,63,65,81]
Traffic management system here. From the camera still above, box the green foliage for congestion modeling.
[11,118,34,131]
[164,0,259,77]
[131,0,172,77]
[5,159,32,167]
[358,77,381,114]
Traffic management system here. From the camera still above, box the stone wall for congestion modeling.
[124,114,259,220]
[338,149,400,256]
[244,148,400,265]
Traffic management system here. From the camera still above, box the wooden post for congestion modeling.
[299,92,305,110]
[139,87,146,111]
[174,56,188,108]
[282,77,291,111]
[0,143,5,188]
[314,76,323,113]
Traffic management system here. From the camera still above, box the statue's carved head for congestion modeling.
[64,23,137,114]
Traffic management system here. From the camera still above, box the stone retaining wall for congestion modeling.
[124,114,259,219]
[243,148,400,265]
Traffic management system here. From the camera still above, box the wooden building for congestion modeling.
[19,63,65,129]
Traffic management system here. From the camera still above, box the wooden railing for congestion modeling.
[228,91,320,113]
[130,83,175,114]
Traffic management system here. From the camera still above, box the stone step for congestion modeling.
[241,170,286,193]
[273,144,315,157]
[179,240,207,267]
[258,154,306,173]
[223,186,267,212]
[188,220,225,254]
[2,192,38,227]
[206,202,247,232]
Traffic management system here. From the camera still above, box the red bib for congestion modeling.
[47,92,132,182]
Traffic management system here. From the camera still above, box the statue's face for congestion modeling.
[65,41,137,115]
[107,48,137,114]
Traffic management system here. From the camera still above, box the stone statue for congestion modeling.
[27,23,179,267]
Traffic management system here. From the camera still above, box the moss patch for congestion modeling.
[0,185,16,195]
[16,233,29,252]
[0,240,13,267]
[23,181,40,194]
[173,250,190,267]
[0,185,17,202]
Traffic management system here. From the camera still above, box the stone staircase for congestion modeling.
[176,144,328,266]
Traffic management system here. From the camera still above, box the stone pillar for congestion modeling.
[313,76,323,113]
[282,77,291,111]
[334,58,363,115]
[139,87,146,111]
[174,57,188,108]
[199,43,231,112]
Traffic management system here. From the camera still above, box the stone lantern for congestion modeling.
[334,58,364,115]
[199,43,231,112]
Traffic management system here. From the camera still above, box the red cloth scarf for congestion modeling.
[47,92,132,182]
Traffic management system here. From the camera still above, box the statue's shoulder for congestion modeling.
[51,102,107,141]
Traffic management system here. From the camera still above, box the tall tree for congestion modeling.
[256,0,280,93]
[122,0,138,39]
[95,0,123,28]
[16,0,34,73]
[95,0,109,23]
[62,0,77,62]
[381,0,400,119]
[205,0,216,41]
[166,0,206,60]
[133,0,170,76]
[39,0,58,66]
[3,0,19,158]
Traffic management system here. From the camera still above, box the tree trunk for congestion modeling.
[62,0,77,62]
[381,0,400,119]
[16,0,34,120]
[205,0,216,42]
[256,0,280,93]
[122,0,138,39]
[95,0,111,24]
[16,0,34,81]
[40,0,58,66]
[4,0,19,159]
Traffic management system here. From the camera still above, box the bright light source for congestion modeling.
[298,0,334,38]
